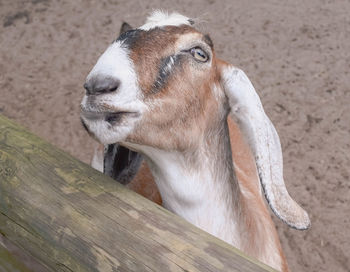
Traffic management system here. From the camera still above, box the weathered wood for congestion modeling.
[0,114,276,272]
[0,234,47,272]
[0,243,33,272]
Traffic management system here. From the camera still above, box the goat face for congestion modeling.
[81,11,310,230]
[81,22,224,150]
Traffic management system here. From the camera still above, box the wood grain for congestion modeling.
[0,115,276,272]
[0,244,33,272]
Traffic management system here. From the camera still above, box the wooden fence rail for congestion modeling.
[0,114,276,272]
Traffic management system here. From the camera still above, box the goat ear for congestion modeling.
[120,22,133,35]
[103,144,143,185]
[219,62,310,230]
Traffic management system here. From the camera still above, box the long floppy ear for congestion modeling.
[220,62,310,230]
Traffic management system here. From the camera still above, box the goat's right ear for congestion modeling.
[219,61,310,230]
[103,144,143,185]
[120,22,133,35]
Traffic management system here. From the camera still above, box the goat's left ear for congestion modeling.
[219,61,310,230]
[120,22,133,34]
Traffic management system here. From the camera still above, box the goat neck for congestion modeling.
[126,115,287,272]
[131,116,241,242]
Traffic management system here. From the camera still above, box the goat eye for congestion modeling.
[190,47,208,62]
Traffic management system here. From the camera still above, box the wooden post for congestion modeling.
[0,243,33,272]
[0,115,276,272]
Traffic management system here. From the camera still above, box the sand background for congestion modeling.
[0,0,349,271]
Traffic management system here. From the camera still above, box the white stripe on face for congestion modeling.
[81,41,147,145]
[86,41,142,103]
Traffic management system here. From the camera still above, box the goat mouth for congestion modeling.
[104,112,139,124]
[81,110,139,124]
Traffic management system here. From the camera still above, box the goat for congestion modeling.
[80,11,310,271]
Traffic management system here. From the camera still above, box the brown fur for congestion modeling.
[115,25,289,271]
[128,162,162,204]
[126,28,222,152]
[129,26,197,95]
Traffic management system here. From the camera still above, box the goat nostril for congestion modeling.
[95,85,119,94]
[85,78,120,95]
[84,82,92,95]
[107,85,119,93]
[95,79,120,94]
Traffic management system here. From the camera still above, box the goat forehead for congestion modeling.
[119,28,201,95]
[116,25,200,51]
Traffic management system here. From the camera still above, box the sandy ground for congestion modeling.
[0,0,349,271]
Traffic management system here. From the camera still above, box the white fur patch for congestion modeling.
[140,10,192,30]
[91,144,104,172]
[81,42,147,144]
[124,143,241,248]
[86,42,139,103]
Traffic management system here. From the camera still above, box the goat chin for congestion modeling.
[83,10,311,272]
